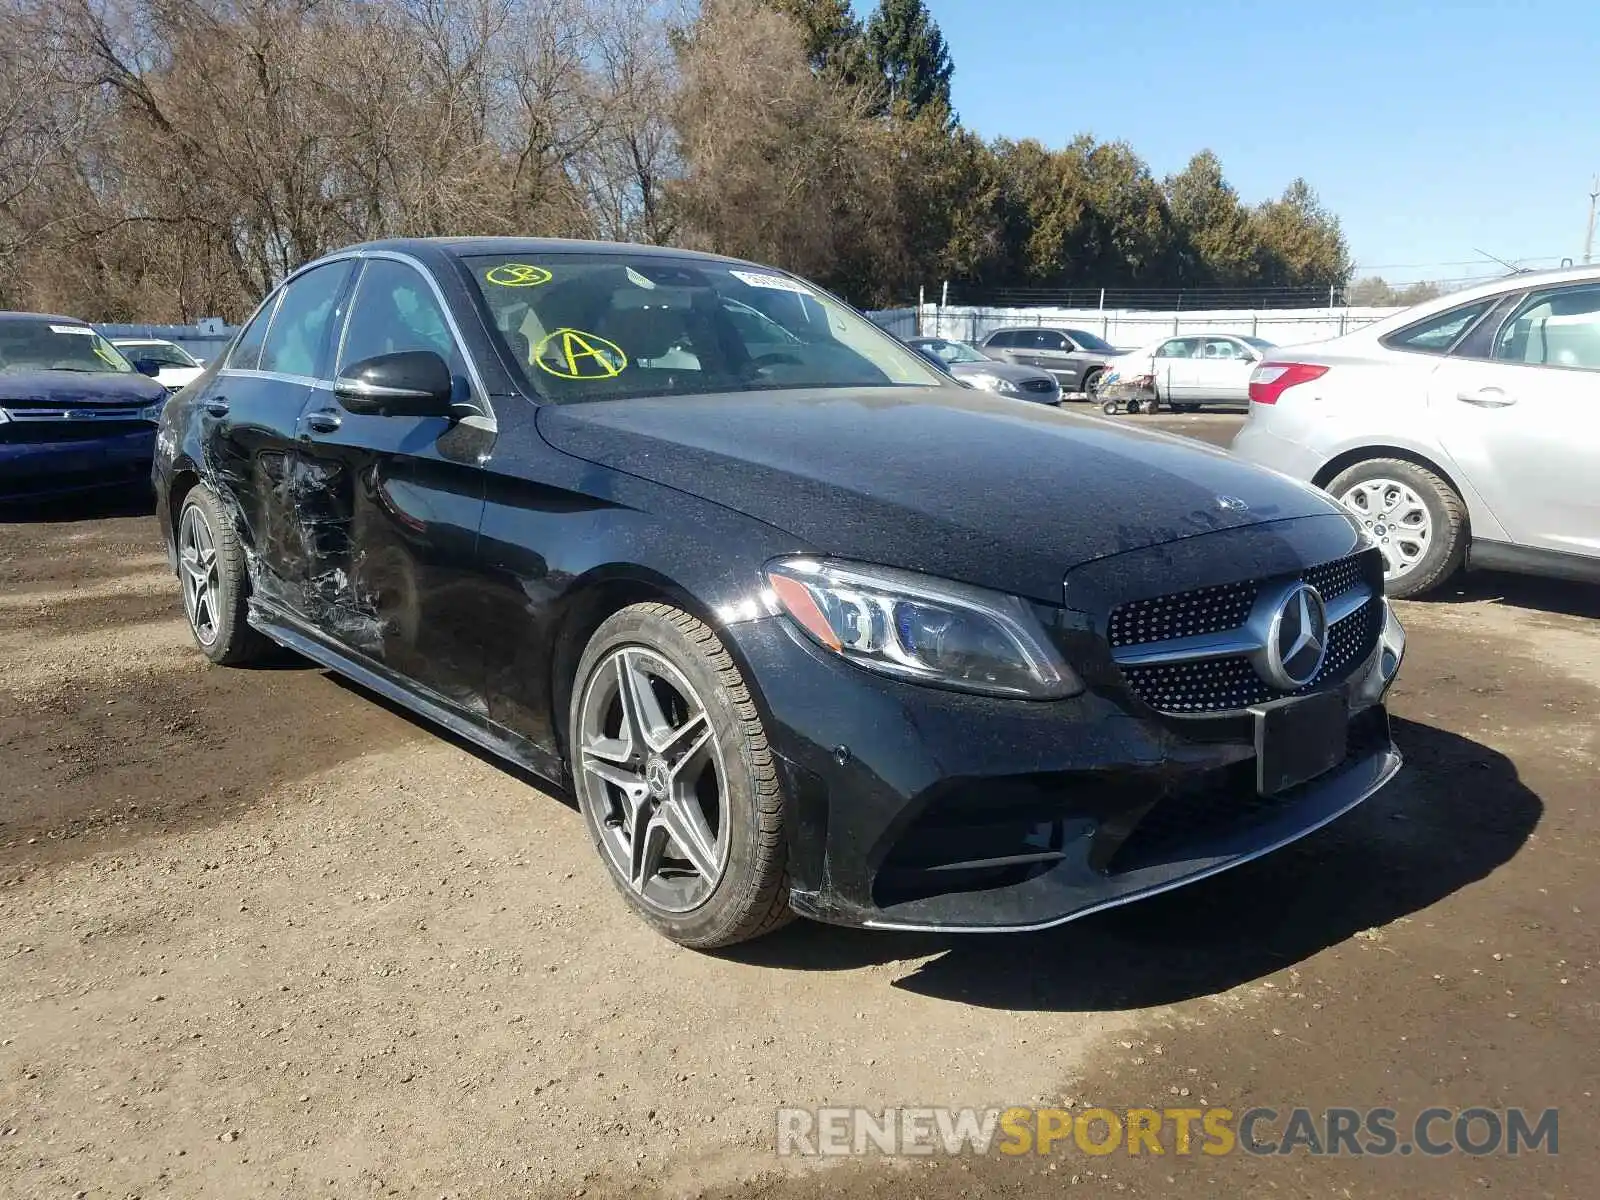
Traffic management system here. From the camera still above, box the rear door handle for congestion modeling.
[302,410,342,434]
[1457,387,1517,408]
[203,398,230,417]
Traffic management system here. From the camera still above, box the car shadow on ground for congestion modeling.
[325,673,579,806]
[0,485,155,523]
[1426,569,1600,620]
[729,717,1541,1011]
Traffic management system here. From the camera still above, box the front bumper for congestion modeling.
[725,596,1405,933]
[0,428,157,500]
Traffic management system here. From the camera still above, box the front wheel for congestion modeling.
[1327,458,1467,598]
[1082,368,1105,400]
[569,603,792,949]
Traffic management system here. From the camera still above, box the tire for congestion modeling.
[1082,368,1105,399]
[1127,398,1143,414]
[176,485,275,665]
[1101,398,1119,416]
[1326,457,1467,599]
[568,602,793,949]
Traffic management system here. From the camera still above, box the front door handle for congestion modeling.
[1457,387,1517,408]
[302,410,342,433]
[203,397,230,417]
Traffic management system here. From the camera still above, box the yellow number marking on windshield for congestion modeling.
[534,328,628,380]
[485,263,553,288]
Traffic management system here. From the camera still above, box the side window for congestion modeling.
[1382,299,1493,356]
[986,330,1015,348]
[259,261,355,378]
[339,258,463,374]
[1202,339,1239,359]
[228,295,280,371]
[1157,338,1190,358]
[1492,285,1600,371]
[1035,331,1067,351]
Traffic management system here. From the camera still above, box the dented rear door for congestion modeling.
[291,256,491,713]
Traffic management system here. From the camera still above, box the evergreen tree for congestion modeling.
[863,0,954,118]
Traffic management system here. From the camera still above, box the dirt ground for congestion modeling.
[2,412,1595,1199]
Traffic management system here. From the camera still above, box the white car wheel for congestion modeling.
[1327,458,1467,598]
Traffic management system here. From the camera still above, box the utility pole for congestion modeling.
[1586,176,1599,265]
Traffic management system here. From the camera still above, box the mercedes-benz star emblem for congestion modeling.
[1259,582,1329,690]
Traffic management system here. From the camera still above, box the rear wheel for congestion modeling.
[177,485,275,665]
[1327,458,1467,598]
[569,603,792,949]
[1101,398,1120,416]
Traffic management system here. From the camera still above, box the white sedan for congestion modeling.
[1109,334,1275,411]
[110,338,206,391]
[1231,265,1600,597]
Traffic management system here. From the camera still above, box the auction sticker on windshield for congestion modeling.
[729,269,812,295]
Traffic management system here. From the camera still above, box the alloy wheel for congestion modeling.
[178,504,221,646]
[1339,477,1432,581]
[576,646,730,913]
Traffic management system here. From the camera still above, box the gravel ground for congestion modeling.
[2,413,1593,1199]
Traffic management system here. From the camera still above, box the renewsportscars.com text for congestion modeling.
[776,1105,1559,1158]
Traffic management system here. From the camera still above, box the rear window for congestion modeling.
[1066,329,1116,353]
[462,253,945,401]
[1381,299,1494,355]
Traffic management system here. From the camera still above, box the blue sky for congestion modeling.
[872,0,1600,285]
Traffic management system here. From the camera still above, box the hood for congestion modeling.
[536,387,1346,603]
[0,369,167,407]
[947,360,1054,385]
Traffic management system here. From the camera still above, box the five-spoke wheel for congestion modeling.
[569,603,792,948]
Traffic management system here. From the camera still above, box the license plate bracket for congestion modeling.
[1251,691,1349,796]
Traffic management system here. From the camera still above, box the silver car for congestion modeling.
[906,337,1061,403]
[978,326,1120,397]
[1232,265,1600,598]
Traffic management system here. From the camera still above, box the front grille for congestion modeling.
[1019,378,1057,395]
[1108,580,1256,649]
[1,419,153,444]
[1109,551,1381,714]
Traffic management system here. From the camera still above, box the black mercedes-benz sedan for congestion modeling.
[153,238,1406,949]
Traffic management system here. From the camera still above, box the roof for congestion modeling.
[342,236,750,267]
[0,311,89,325]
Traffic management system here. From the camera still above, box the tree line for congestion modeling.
[0,0,1356,323]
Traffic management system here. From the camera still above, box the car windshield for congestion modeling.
[0,320,135,373]
[462,253,946,400]
[917,339,988,365]
[1066,329,1116,353]
[1241,336,1276,351]
[116,340,198,368]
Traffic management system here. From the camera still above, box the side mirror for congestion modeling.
[334,351,454,417]
[132,358,163,378]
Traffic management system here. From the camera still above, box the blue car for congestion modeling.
[0,313,172,500]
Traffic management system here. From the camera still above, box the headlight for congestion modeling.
[141,397,168,421]
[0,408,10,425]
[764,558,1082,699]
[966,373,1019,395]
